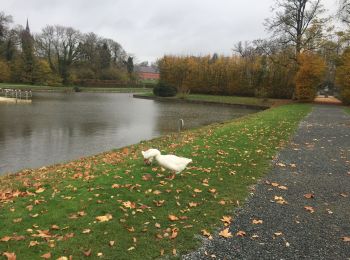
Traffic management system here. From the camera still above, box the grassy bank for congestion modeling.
[139,93,292,107]
[0,104,311,259]
[0,83,152,93]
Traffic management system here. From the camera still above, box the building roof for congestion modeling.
[135,66,159,74]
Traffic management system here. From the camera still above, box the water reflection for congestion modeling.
[0,93,259,175]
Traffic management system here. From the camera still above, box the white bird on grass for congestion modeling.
[142,148,192,179]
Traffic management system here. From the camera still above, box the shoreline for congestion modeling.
[133,94,270,110]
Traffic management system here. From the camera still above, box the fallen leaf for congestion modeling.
[201,229,213,239]
[170,228,179,239]
[341,236,350,242]
[168,215,179,221]
[220,216,232,225]
[252,219,263,225]
[236,230,246,237]
[188,202,198,207]
[41,252,51,259]
[96,214,113,222]
[274,196,288,205]
[304,206,315,213]
[83,249,92,257]
[109,241,115,246]
[340,193,348,198]
[274,232,283,236]
[29,241,40,247]
[0,236,12,242]
[51,225,60,230]
[82,229,91,234]
[35,187,45,193]
[194,188,202,193]
[3,252,16,260]
[172,248,177,255]
[219,228,232,238]
[304,193,314,199]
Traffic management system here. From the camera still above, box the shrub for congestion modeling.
[153,82,177,97]
[0,60,10,82]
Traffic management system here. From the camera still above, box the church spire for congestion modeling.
[25,18,30,33]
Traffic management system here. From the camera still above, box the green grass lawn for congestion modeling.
[0,104,311,259]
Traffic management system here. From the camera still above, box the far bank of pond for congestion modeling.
[0,92,261,175]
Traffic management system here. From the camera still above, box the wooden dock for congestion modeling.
[0,88,32,104]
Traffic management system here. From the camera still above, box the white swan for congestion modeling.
[142,149,192,179]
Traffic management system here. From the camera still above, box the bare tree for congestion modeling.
[36,25,81,83]
[339,0,350,24]
[265,0,325,57]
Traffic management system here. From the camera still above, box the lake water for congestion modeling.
[0,93,259,175]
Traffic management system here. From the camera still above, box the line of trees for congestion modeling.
[158,0,350,103]
[0,12,134,86]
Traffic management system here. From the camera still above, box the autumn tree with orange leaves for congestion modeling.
[295,52,326,101]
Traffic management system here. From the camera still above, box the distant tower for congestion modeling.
[25,18,30,33]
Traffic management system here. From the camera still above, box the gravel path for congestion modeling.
[183,105,350,260]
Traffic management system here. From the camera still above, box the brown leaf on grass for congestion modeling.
[35,187,45,193]
[219,228,232,238]
[160,249,164,256]
[82,229,91,234]
[252,219,263,225]
[41,252,51,259]
[201,229,213,239]
[188,202,198,207]
[153,200,165,207]
[51,225,60,230]
[341,236,350,242]
[274,232,283,236]
[142,174,153,181]
[111,184,121,189]
[304,193,314,199]
[218,200,226,205]
[12,218,22,223]
[96,214,113,222]
[304,206,315,213]
[236,231,246,237]
[271,182,279,187]
[122,201,136,209]
[194,188,202,193]
[170,228,179,239]
[172,248,177,256]
[109,241,115,246]
[83,249,92,257]
[29,241,40,247]
[209,189,217,194]
[12,235,25,241]
[340,193,348,198]
[0,236,12,242]
[3,252,16,260]
[168,214,179,221]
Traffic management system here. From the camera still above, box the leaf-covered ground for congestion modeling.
[0,104,311,259]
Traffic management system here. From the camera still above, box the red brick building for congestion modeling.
[135,66,160,81]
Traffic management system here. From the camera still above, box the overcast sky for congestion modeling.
[2,0,338,63]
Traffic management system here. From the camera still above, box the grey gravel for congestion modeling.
[183,105,350,260]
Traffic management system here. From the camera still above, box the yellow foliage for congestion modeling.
[336,48,350,104]
[158,53,297,98]
[295,52,326,101]
[0,60,11,82]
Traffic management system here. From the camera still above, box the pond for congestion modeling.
[0,93,260,175]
